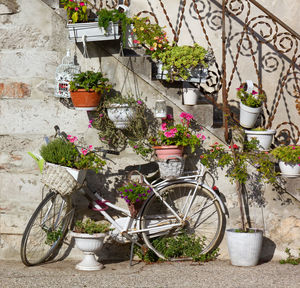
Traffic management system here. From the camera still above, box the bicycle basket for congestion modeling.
[157,155,185,179]
[41,162,82,196]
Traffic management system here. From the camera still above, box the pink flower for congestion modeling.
[170,128,177,134]
[79,2,85,6]
[166,114,173,120]
[292,146,295,150]
[89,119,93,123]
[69,0,74,2]
[99,113,104,117]
[137,100,142,105]
[196,134,202,139]
[202,135,206,140]
[164,131,175,138]
[161,123,167,131]
[150,47,154,51]
[186,133,190,138]
[75,7,79,11]
[88,124,92,128]
[81,148,88,155]
[88,145,93,150]
[252,90,258,95]
[133,40,140,44]
[67,135,72,140]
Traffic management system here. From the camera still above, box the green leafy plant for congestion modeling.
[251,127,267,131]
[271,145,300,164]
[134,232,219,263]
[148,112,206,153]
[60,0,88,23]
[279,248,300,265]
[129,16,169,56]
[201,129,278,231]
[155,44,214,81]
[40,137,106,173]
[69,71,112,94]
[45,228,62,246]
[118,182,152,204]
[237,85,265,108]
[73,219,110,234]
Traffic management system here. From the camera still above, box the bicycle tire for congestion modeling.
[20,190,73,266]
[140,182,225,260]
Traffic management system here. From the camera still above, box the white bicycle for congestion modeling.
[21,127,226,266]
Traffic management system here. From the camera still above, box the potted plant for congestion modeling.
[61,1,122,42]
[105,92,138,129]
[118,180,152,218]
[148,112,206,160]
[237,82,265,128]
[69,70,112,111]
[34,135,106,196]
[271,145,300,177]
[201,134,278,266]
[153,44,214,83]
[70,219,110,271]
[244,127,276,151]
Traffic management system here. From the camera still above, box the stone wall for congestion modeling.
[0,0,299,262]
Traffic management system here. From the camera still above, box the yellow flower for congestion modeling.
[158,44,162,48]
[140,27,144,31]
[133,28,136,32]
[153,42,157,47]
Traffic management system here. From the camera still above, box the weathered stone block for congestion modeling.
[0,82,30,98]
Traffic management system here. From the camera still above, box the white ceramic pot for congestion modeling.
[67,21,119,42]
[71,232,106,271]
[239,102,262,128]
[226,228,263,266]
[183,82,199,105]
[245,129,276,151]
[107,104,135,129]
[279,161,300,177]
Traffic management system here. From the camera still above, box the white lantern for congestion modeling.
[155,100,167,118]
[55,50,80,98]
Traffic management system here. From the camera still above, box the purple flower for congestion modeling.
[121,195,124,198]
[120,191,123,194]
[133,184,136,187]
[137,100,142,105]
[125,189,128,192]
[126,199,130,203]
[143,193,146,197]
[138,194,142,197]
[129,189,133,192]
[136,199,140,202]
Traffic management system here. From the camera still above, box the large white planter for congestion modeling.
[71,232,106,271]
[279,161,300,177]
[239,102,262,128]
[107,104,135,129]
[155,62,208,83]
[245,129,276,151]
[226,228,263,266]
[67,21,119,42]
[182,82,200,105]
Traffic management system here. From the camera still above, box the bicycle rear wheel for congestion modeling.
[20,189,73,266]
[140,182,225,260]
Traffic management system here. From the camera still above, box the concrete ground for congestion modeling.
[0,259,299,288]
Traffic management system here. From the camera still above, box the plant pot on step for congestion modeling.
[152,145,184,160]
[279,161,300,177]
[106,104,135,129]
[239,102,262,128]
[226,228,263,266]
[245,129,276,151]
[71,232,106,271]
[70,89,101,111]
[183,82,200,105]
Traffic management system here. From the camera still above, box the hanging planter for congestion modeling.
[67,21,119,42]
[226,228,263,266]
[239,102,262,128]
[245,129,276,151]
[106,104,135,129]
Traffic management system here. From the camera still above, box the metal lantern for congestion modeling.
[155,100,167,118]
[55,49,80,98]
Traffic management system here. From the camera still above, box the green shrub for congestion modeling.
[73,219,110,234]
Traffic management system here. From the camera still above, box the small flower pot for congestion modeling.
[70,89,101,111]
[239,102,262,128]
[152,145,184,160]
[279,161,300,177]
[106,104,135,129]
[71,232,106,271]
[127,201,144,218]
[245,129,276,151]
[226,228,263,266]
[182,82,199,105]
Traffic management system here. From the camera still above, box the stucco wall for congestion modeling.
[0,0,299,262]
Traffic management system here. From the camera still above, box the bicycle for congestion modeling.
[20,126,226,266]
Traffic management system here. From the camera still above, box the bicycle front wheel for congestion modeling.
[20,190,73,266]
[141,182,225,260]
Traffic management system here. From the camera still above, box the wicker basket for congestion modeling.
[41,163,81,196]
[157,155,185,179]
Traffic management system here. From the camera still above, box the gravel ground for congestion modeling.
[0,259,299,288]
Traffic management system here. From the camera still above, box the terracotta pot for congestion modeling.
[152,145,184,160]
[127,201,144,218]
[70,89,101,111]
